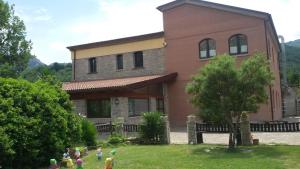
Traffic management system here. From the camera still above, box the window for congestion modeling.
[89,57,97,73]
[229,34,248,55]
[156,98,164,113]
[116,54,123,70]
[87,99,111,118]
[199,38,216,59]
[134,51,143,68]
[128,98,149,116]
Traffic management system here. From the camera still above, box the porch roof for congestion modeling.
[63,73,177,93]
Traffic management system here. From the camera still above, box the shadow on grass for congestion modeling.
[191,145,288,160]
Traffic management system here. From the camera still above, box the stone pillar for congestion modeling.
[240,112,252,146]
[111,97,128,121]
[73,100,87,117]
[160,116,170,144]
[114,117,124,136]
[150,97,157,112]
[187,115,197,144]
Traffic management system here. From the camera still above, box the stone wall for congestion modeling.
[74,48,165,81]
[73,100,87,116]
[73,97,158,125]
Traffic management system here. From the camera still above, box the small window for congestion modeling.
[128,98,149,116]
[87,99,111,118]
[134,51,143,68]
[156,98,164,113]
[89,57,97,73]
[199,38,216,59]
[229,34,248,55]
[116,54,123,70]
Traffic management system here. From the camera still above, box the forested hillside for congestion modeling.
[285,39,300,86]
[21,57,72,82]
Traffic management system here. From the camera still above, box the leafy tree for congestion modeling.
[21,63,72,82]
[0,78,82,169]
[0,0,32,78]
[186,53,273,149]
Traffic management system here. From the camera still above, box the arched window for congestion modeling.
[229,34,248,55]
[199,38,216,59]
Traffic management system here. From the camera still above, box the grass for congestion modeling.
[77,144,300,169]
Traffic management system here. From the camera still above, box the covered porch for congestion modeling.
[63,73,177,124]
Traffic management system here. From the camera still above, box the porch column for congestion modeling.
[150,97,157,112]
[73,100,87,117]
[111,97,128,121]
[163,83,169,115]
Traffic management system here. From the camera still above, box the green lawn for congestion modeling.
[80,144,300,169]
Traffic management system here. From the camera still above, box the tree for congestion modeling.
[0,78,82,169]
[186,53,273,149]
[0,0,32,78]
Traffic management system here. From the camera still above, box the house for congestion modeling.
[63,0,282,128]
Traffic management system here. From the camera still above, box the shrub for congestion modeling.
[140,112,165,144]
[81,118,97,146]
[0,78,82,169]
[108,134,125,145]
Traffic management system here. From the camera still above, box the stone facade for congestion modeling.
[73,97,158,124]
[74,48,165,81]
[73,100,87,117]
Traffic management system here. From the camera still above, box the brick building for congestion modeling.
[63,0,282,127]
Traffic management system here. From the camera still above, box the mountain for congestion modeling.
[286,39,300,48]
[28,56,45,68]
[285,39,300,85]
[23,57,72,82]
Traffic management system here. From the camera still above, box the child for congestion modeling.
[96,147,103,160]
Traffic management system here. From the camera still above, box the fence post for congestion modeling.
[240,112,252,146]
[161,116,170,144]
[187,115,197,144]
[114,117,124,136]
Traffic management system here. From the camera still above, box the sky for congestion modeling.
[6,0,300,64]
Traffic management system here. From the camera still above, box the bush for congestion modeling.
[81,118,97,146]
[0,78,82,169]
[140,112,165,144]
[108,134,125,145]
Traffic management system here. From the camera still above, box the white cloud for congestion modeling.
[68,0,172,44]
[15,7,52,23]
[14,0,300,64]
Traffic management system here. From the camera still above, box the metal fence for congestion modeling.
[196,122,300,133]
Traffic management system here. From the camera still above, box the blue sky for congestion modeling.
[6,0,300,64]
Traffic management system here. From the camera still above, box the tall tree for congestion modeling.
[186,53,273,149]
[0,0,32,78]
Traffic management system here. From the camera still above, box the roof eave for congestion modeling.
[157,0,269,20]
[66,31,164,51]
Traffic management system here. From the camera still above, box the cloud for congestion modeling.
[15,7,52,24]
[68,0,172,44]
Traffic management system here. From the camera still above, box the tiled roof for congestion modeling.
[63,73,177,92]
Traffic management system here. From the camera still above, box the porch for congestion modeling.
[63,73,177,124]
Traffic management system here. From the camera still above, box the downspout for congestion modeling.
[73,50,76,81]
[278,35,287,118]
[264,20,274,120]
[278,35,287,86]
